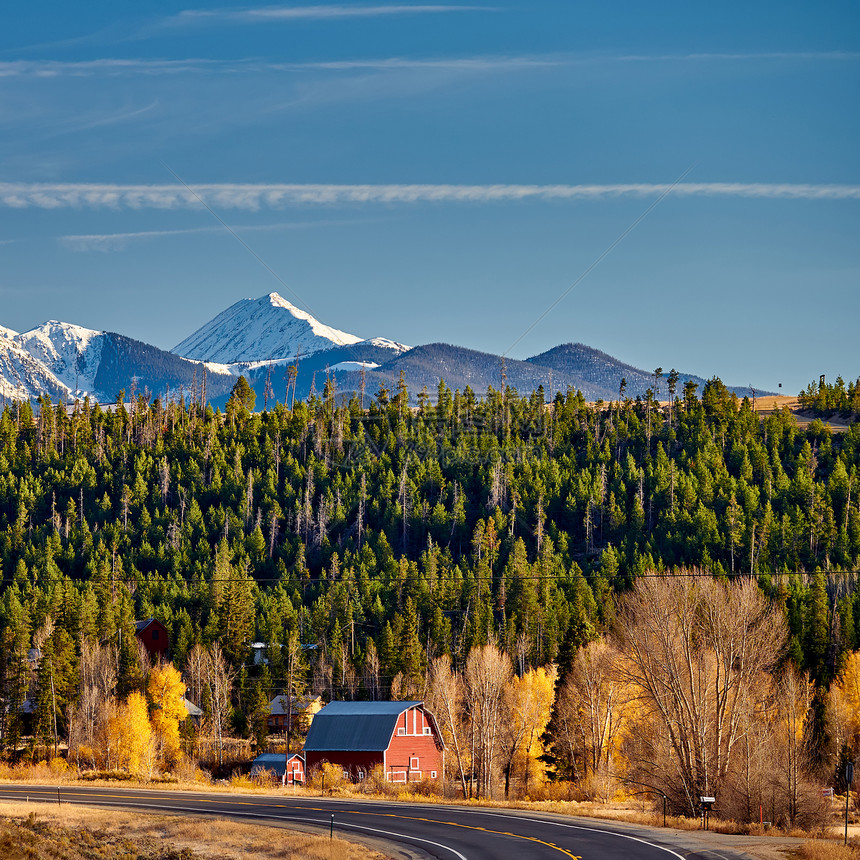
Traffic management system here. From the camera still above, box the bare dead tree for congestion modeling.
[464,643,512,799]
[614,573,787,815]
[556,640,634,793]
[68,640,117,768]
[425,655,469,799]
[205,643,235,767]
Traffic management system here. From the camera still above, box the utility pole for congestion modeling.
[50,664,58,759]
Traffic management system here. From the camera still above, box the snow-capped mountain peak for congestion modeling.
[0,324,18,341]
[172,291,365,364]
[15,320,104,396]
[360,336,410,353]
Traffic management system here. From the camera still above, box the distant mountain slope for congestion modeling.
[206,340,417,409]
[1,304,769,408]
[94,333,235,402]
[328,342,613,403]
[0,337,69,402]
[319,342,769,406]
[528,343,766,400]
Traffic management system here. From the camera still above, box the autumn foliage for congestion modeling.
[147,664,187,768]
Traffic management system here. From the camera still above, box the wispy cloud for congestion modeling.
[165,4,495,26]
[4,182,860,211]
[61,224,223,251]
[0,58,220,77]
[0,55,555,78]
[1,50,854,80]
[59,218,365,251]
[614,50,860,62]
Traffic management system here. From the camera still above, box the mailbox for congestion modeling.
[700,796,716,831]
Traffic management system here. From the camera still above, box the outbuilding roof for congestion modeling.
[303,700,425,752]
[268,694,322,716]
[134,618,165,632]
[182,697,203,717]
[250,752,303,777]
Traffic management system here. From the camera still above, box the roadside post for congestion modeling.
[846,761,855,846]
[620,777,670,827]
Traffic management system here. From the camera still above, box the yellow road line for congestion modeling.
[13,790,582,858]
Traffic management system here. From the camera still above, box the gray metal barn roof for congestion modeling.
[303,701,423,752]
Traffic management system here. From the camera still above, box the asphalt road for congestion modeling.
[0,784,750,860]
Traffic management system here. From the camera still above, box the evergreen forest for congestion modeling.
[1,373,859,814]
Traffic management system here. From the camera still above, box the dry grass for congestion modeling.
[752,395,800,412]
[0,800,386,860]
[794,842,860,859]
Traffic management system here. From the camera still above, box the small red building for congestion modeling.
[285,753,305,784]
[134,618,169,658]
[303,700,444,783]
[250,752,305,785]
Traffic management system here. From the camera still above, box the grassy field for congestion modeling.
[0,800,386,860]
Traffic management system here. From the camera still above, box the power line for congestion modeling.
[4,570,858,587]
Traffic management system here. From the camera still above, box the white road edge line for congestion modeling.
[447,808,687,859]
[0,796,469,860]
[336,820,468,860]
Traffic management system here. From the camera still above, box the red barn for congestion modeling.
[134,618,169,657]
[303,701,444,783]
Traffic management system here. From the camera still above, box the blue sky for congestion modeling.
[0,1,858,392]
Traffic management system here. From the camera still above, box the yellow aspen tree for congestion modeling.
[839,651,860,737]
[147,663,188,768]
[516,666,557,791]
[125,691,152,775]
[828,650,860,753]
[106,692,152,775]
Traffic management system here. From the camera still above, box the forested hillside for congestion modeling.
[0,376,859,813]
[798,375,860,419]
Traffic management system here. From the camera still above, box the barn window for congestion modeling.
[397,727,405,735]
[431,771,437,778]
[152,629,159,640]
[410,757,419,769]
[423,727,431,735]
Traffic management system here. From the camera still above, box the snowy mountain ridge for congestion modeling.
[0,336,70,402]
[172,291,407,365]
[0,293,769,408]
[0,292,409,404]
[15,320,105,397]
